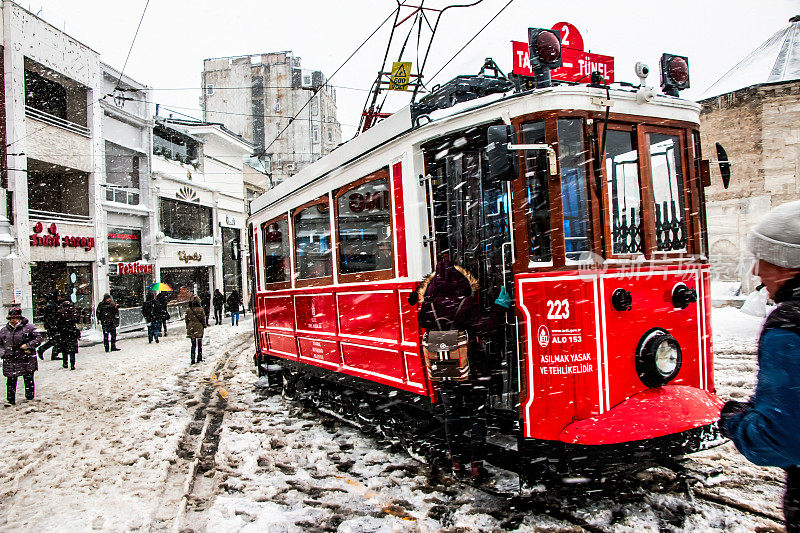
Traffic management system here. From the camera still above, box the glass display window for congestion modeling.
[107,228,142,263]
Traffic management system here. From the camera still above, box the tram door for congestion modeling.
[427,142,518,413]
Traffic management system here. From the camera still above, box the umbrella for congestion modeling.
[147,282,173,291]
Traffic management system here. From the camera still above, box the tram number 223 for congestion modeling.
[546,299,570,320]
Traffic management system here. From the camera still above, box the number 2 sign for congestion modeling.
[551,21,584,51]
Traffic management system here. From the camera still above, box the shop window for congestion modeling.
[605,130,643,255]
[107,228,142,263]
[557,119,592,261]
[293,200,332,281]
[522,121,552,263]
[31,263,93,328]
[648,133,687,252]
[27,159,89,219]
[336,172,392,279]
[159,198,213,243]
[262,217,290,284]
[109,274,152,310]
[221,226,242,297]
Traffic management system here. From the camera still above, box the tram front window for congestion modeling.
[293,203,332,280]
[522,121,552,263]
[557,119,591,261]
[605,130,643,255]
[648,133,687,252]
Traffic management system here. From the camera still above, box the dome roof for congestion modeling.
[701,15,800,99]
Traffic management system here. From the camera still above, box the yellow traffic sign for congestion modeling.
[389,62,412,91]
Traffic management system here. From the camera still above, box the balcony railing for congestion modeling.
[105,185,140,206]
[25,105,90,137]
[29,209,91,224]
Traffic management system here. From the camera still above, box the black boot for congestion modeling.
[104,343,110,353]
[111,345,121,352]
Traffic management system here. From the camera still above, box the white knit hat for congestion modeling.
[749,200,800,269]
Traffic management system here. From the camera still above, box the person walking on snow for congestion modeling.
[1,307,42,405]
[212,289,224,325]
[200,289,211,327]
[414,259,511,481]
[56,300,81,371]
[720,200,800,532]
[226,289,241,326]
[96,293,120,352]
[37,291,62,361]
[184,296,206,364]
[142,292,160,344]
[156,292,170,336]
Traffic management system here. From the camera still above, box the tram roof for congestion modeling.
[249,84,700,218]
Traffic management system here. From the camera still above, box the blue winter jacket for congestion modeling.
[724,312,800,469]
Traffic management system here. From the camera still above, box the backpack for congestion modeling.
[421,299,470,382]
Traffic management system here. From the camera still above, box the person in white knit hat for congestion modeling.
[721,199,800,531]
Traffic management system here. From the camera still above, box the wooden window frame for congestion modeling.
[334,167,395,284]
[260,214,291,290]
[639,125,695,257]
[292,195,334,288]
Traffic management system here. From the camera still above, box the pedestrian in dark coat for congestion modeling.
[184,296,206,364]
[156,292,170,336]
[37,291,62,361]
[200,289,211,327]
[212,289,224,325]
[142,292,160,344]
[226,289,241,326]
[1,307,42,405]
[721,200,800,532]
[56,300,80,370]
[96,293,120,352]
[415,259,511,481]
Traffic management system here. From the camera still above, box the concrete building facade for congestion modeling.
[201,51,341,186]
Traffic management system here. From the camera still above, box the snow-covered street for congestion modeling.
[0,309,789,532]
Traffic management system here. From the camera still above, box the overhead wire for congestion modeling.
[115,0,151,90]
[426,0,515,86]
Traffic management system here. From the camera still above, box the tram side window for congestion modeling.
[262,218,290,283]
[293,202,332,280]
[557,119,591,260]
[605,130,643,255]
[648,133,687,252]
[522,121,552,263]
[336,175,393,275]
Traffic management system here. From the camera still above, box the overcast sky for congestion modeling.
[22,0,800,139]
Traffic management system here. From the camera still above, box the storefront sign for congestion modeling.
[115,262,154,275]
[219,214,242,228]
[31,222,95,251]
[178,251,202,263]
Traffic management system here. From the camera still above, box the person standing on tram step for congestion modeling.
[96,293,120,353]
[56,300,81,371]
[142,292,160,344]
[226,289,241,326]
[200,288,211,327]
[37,291,62,361]
[212,289,224,325]
[184,296,206,365]
[720,200,800,532]
[2,307,42,406]
[414,259,512,482]
[156,291,170,336]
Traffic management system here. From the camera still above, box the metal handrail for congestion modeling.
[25,105,90,137]
[30,209,92,224]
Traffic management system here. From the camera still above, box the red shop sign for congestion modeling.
[30,222,95,252]
[116,262,153,275]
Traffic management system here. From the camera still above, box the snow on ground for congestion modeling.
[0,307,788,531]
[0,317,250,531]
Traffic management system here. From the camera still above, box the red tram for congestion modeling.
[247,30,725,484]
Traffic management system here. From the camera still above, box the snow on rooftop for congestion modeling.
[701,15,800,99]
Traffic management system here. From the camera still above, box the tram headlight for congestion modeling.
[659,53,690,97]
[636,329,682,388]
